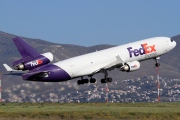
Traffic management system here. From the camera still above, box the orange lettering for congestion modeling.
[150,45,156,52]
[142,43,150,54]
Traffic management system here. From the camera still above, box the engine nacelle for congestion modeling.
[14,52,53,70]
[121,61,140,72]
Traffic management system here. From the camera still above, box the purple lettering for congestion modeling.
[134,49,139,56]
[139,45,145,55]
[127,47,134,58]
[127,43,156,58]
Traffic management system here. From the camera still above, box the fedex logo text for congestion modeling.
[29,60,43,66]
[127,43,156,58]
[131,64,138,68]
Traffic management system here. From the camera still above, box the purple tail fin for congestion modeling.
[12,37,40,66]
[12,37,40,58]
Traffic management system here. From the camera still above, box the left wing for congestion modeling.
[93,55,124,73]
[74,55,124,77]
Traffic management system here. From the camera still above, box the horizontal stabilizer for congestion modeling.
[3,63,24,76]
[3,64,13,71]
[3,72,24,76]
[3,63,20,72]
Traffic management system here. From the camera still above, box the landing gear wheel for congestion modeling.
[108,77,112,82]
[101,77,113,83]
[101,70,113,84]
[155,63,160,67]
[84,79,89,83]
[77,80,84,85]
[101,78,105,83]
[155,57,160,67]
[104,78,108,83]
[77,79,89,85]
[90,78,96,83]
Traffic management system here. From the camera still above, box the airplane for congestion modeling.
[3,36,176,85]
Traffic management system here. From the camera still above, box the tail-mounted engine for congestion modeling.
[13,52,53,70]
[120,61,140,72]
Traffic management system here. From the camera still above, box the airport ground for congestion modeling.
[0,102,179,120]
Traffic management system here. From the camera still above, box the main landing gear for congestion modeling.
[77,76,96,85]
[77,70,113,85]
[101,70,112,84]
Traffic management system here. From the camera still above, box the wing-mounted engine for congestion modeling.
[13,52,53,70]
[120,61,140,72]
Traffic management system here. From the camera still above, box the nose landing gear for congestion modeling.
[154,57,161,102]
[155,57,160,67]
[155,63,160,67]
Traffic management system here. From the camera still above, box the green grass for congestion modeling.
[0,102,179,120]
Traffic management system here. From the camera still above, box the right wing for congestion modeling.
[22,71,49,80]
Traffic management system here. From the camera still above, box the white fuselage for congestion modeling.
[53,37,176,78]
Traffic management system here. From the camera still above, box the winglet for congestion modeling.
[3,63,19,72]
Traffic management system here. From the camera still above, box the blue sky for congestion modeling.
[1,0,180,46]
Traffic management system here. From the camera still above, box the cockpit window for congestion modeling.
[170,38,174,42]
